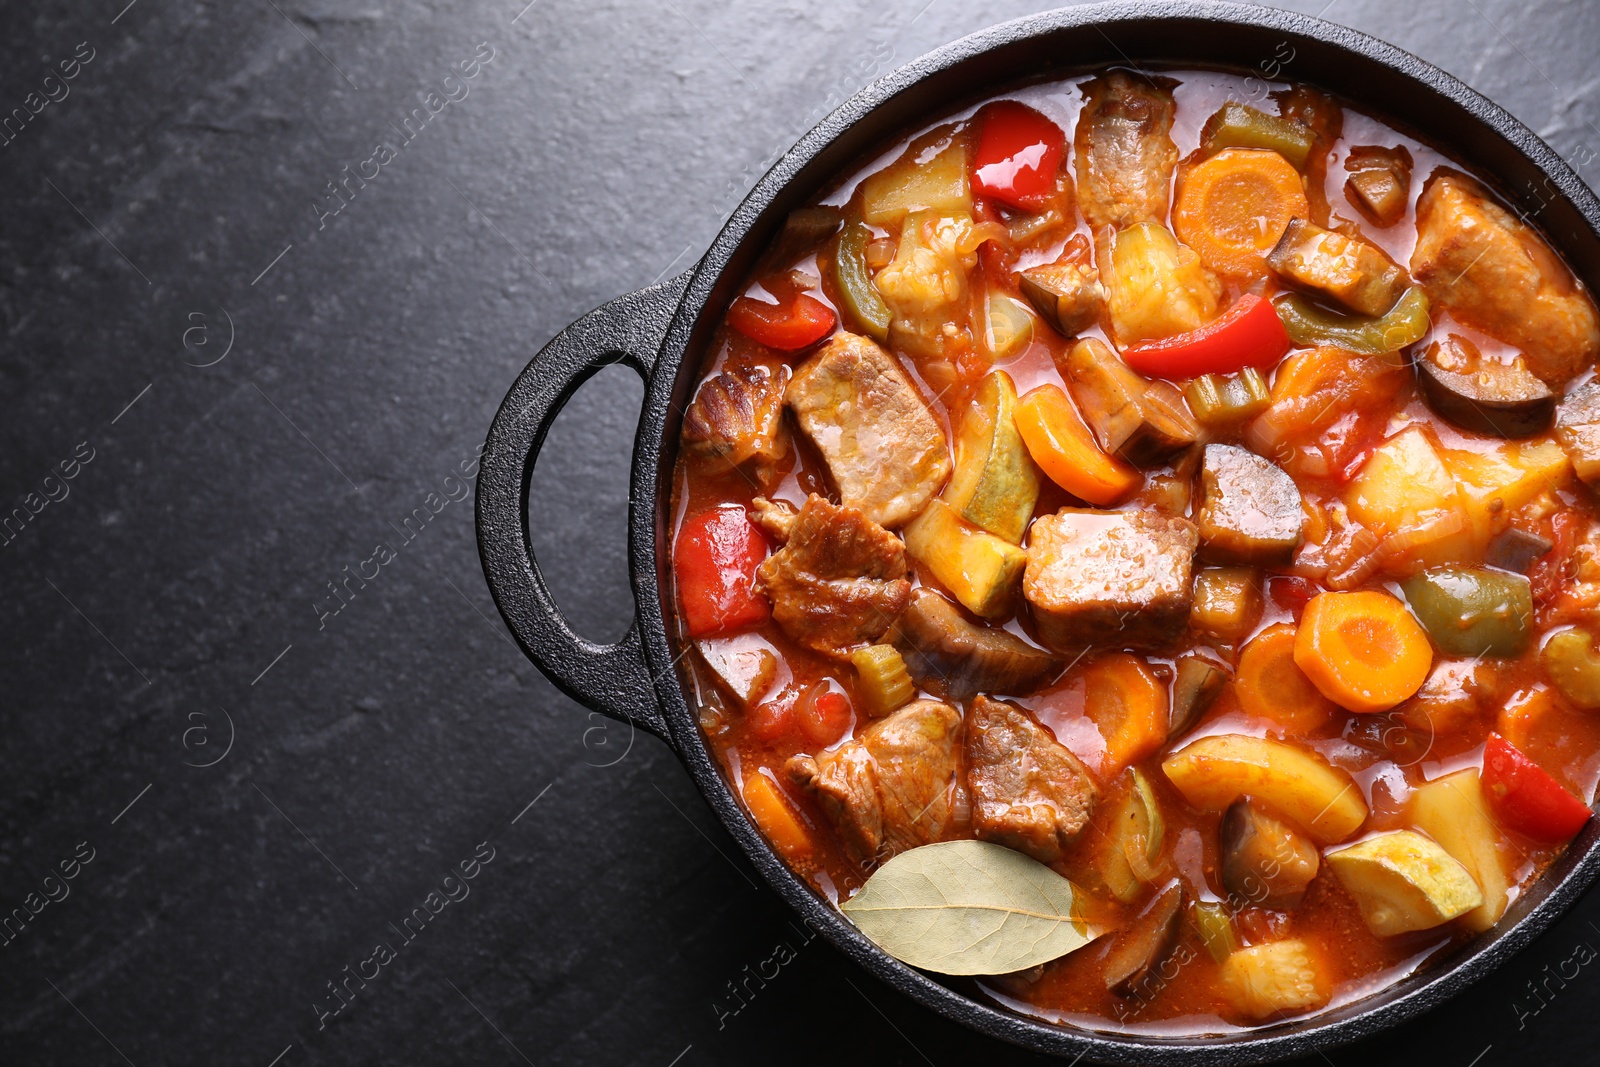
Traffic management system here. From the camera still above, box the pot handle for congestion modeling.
[476,274,691,746]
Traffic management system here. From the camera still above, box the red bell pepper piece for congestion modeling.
[726,292,836,350]
[1482,733,1593,842]
[1267,575,1320,619]
[1121,294,1292,379]
[673,505,769,638]
[971,101,1065,212]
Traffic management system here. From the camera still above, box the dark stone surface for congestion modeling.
[0,1,1596,1064]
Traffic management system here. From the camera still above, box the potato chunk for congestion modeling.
[786,332,950,528]
[1409,770,1509,932]
[1102,222,1222,345]
[1161,733,1367,844]
[903,499,1027,619]
[1325,829,1482,937]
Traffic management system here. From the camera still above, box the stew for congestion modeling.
[670,66,1600,1033]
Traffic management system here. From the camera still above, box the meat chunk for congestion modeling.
[1024,508,1198,650]
[886,587,1063,700]
[1411,171,1600,385]
[681,356,791,489]
[786,332,951,528]
[748,496,799,542]
[1074,72,1179,233]
[1266,217,1409,317]
[1197,444,1305,564]
[785,699,961,865]
[755,494,911,657]
[966,695,1098,864]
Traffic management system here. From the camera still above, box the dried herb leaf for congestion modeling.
[840,840,1101,975]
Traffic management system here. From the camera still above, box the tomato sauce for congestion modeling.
[670,66,1600,1033]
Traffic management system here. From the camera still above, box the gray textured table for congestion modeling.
[2,1,1597,1064]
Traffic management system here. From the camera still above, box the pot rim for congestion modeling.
[626,3,1600,1061]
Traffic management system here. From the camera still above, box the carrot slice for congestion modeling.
[1015,384,1140,506]
[1082,652,1169,775]
[1293,591,1432,713]
[1236,623,1336,734]
[1175,148,1311,278]
[742,770,814,862]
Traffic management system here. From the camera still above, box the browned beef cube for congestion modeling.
[965,695,1098,864]
[680,356,790,490]
[786,332,950,528]
[1023,508,1197,650]
[1197,444,1305,564]
[755,494,910,659]
[785,699,961,866]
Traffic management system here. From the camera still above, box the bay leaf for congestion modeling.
[840,839,1101,975]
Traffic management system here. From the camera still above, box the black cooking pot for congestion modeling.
[476,3,1600,1061]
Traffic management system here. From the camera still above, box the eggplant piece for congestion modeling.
[1197,444,1304,564]
[1169,654,1227,738]
[1190,567,1263,643]
[1018,259,1104,338]
[1266,216,1409,318]
[1418,334,1555,438]
[885,587,1063,700]
[696,635,778,710]
[1104,882,1184,997]
[1220,799,1321,910]
[1555,379,1600,486]
[1343,145,1413,228]
[757,206,843,275]
[1059,338,1198,467]
[1486,527,1554,574]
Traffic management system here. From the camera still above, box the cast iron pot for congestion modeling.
[477,3,1600,1062]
